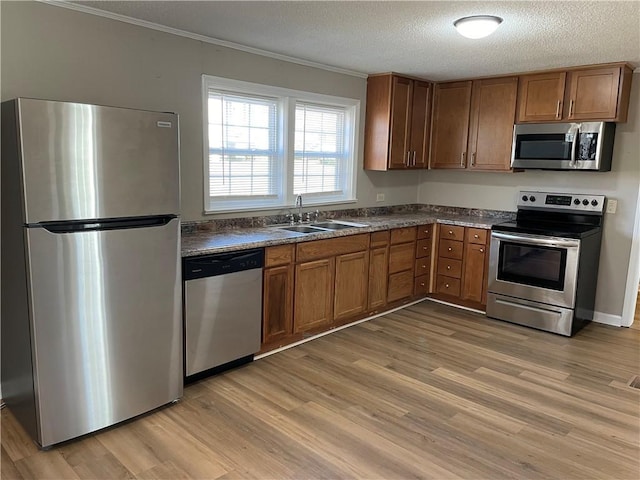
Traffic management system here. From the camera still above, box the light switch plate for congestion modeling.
[606,199,618,214]
[376,193,385,202]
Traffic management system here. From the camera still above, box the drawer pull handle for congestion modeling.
[480,248,484,253]
[448,230,454,235]
[474,234,479,239]
[446,265,451,270]
[448,247,452,251]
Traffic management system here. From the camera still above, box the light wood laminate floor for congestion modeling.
[3,300,639,479]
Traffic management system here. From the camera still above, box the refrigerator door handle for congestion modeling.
[36,215,177,233]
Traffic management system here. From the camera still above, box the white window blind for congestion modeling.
[207,91,279,199]
[294,102,346,196]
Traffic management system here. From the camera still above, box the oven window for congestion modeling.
[498,242,567,290]
[516,134,572,160]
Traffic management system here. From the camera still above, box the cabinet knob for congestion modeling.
[480,248,484,253]
[420,282,425,287]
[448,247,452,251]
[445,283,450,288]
[423,246,428,250]
[446,265,451,270]
[422,264,427,269]
[474,234,479,239]
[448,230,454,235]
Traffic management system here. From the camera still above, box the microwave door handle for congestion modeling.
[569,125,580,168]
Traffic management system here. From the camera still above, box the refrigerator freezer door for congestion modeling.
[16,99,180,224]
[25,218,182,447]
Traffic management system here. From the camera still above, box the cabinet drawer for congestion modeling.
[265,244,295,267]
[414,257,431,277]
[417,224,433,240]
[390,227,417,245]
[436,258,462,278]
[466,228,488,245]
[439,225,464,241]
[370,230,390,248]
[416,239,432,258]
[438,239,463,260]
[388,270,414,303]
[414,274,430,296]
[296,233,370,262]
[436,275,461,297]
[388,243,415,274]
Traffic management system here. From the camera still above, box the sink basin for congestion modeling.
[275,220,368,234]
[310,221,369,230]
[278,225,328,233]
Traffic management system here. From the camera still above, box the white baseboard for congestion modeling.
[593,311,623,327]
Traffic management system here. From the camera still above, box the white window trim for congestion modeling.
[202,75,359,214]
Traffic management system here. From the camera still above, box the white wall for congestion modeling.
[0,1,420,222]
[418,74,640,320]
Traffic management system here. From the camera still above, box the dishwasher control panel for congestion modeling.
[183,249,264,280]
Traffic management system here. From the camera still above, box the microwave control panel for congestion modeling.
[517,191,605,213]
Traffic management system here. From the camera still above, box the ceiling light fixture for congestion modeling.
[454,15,503,39]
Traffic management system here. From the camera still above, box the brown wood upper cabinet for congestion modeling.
[517,64,633,123]
[431,77,517,172]
[364,74,431,170]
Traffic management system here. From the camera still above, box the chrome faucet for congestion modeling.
[295,194,303,223]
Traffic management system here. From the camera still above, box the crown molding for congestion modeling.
[40,0,369,79]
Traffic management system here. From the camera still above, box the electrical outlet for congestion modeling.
[606,199,618,214]
[376,193,385,202]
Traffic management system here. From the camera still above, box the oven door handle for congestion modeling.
[491,231,580,248]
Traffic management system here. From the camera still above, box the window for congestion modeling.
[203,75,359,213]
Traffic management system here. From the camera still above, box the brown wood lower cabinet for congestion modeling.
[368,246,388,310]
[334,251,369,321]
[262,264,293,344]
[262,245,295,345]
[293,258,335,333]
[387,227,416,303]
[434,224,490,309]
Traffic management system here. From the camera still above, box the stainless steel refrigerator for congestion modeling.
[1,98,182,448]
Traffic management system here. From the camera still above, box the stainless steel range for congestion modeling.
[487,191,605,336]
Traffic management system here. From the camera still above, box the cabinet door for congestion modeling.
[517,72,566,123]
[468,77,517,171]
[368,246,388,310]
[388,270,414,303]
[334,251,369,321]
[388,242,416,274]
[389,76,412,169]
[293,258,335,333]
[461,242,487,303]
[263,265,293,344]
[566,67,621,121]
[430,81,472,169]
[408,81,431,168]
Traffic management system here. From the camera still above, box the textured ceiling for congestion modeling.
[68,1,640,80]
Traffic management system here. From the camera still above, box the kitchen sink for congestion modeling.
[278,225,328,233]
[275,220,369,234]
[310,221,368,230]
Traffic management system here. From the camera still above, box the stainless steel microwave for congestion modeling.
[511,122,616,171]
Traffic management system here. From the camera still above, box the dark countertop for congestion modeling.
[181,212,508,257]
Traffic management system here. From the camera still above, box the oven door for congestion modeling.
[488,231,580,308]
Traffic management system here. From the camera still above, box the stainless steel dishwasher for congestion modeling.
[183,249,264,379]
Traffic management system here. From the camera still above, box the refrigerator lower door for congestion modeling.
[25,218,182,447]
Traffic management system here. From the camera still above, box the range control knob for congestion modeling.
[582,199,589,206]
[574,198,581,205]
[529,195,536,202]
[591,199,598,206]
[522,195,528,202]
